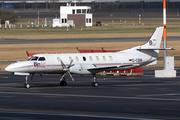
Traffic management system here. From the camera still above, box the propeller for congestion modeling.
[60,59,74,81]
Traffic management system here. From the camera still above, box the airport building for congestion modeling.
[52,3,92,27]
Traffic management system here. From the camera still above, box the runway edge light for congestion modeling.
[155,0,176,78]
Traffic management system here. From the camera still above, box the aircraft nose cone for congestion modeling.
[5,65,11,72]
[5,64,14,72]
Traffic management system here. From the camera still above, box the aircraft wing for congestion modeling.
[87,64,137,73]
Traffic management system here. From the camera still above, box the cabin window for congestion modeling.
[83,56,86,61]
[75,57,79,61]
[38,57,46,61]
[65,19,67,23]
[69,57,73,61]
[31,56,39,61]
[109,56,113,61]
[77,9,81,13]
[89,56,93,61]
[62,19,64,23]
[96,56,99,61]
[57,57,61,62]
[103,56,106,61]
[82,9,86,13]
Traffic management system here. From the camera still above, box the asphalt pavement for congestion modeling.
[1,36,180,44]
[1,10,180,120]
[0,68,180,120]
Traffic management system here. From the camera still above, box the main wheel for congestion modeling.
[24,83,30,88]
[60,81,67,86]
[92,82,98,87]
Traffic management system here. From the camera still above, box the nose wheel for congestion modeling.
[92,82,98,87]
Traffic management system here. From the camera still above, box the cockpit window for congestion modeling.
[38,57,46,61]
[31,56,39,61]
[27,56,33,61]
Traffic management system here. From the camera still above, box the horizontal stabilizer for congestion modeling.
[137,47,174,50]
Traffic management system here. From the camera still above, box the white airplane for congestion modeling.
[5,26,172,88]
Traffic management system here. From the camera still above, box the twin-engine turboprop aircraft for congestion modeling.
[5,27,172,88]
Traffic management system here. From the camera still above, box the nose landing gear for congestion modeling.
[24,75,30,88]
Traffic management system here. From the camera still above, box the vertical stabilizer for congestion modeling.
[140,26,164,49]
[121,26,164,66]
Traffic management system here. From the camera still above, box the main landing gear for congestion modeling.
[60,77,67,86]
[60,80,67,86]
[59,74,99,87]
[60,73,68,86]
[92,74,99,87]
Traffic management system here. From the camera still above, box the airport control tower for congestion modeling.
[53,2,92,27]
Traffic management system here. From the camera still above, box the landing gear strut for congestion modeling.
[92,74,98,87]
[24,75,30,88]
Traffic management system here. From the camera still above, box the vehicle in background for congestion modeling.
[96,21,101,26]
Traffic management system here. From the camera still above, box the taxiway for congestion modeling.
[1,36,180,44]
[0,68,180,120]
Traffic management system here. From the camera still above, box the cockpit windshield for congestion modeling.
[27,56,46,61]
[27,56,33,61]
[28,56,38,61]
[31,56,39,61]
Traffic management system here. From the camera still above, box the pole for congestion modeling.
[38,9,39,27]
[163,0,167,70]
[139,14,141,24]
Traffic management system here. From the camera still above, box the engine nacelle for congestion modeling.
[70,63,95,75]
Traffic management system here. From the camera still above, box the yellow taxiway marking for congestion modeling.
[0,76,8,78]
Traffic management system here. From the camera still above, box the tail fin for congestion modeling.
[139,26,164,50]
[137,26,164,66]
[121,26,164,66]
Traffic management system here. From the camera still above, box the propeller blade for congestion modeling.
[68,59,73,68]
[60,59,75,82]
[60,60,66,69]
[67,71,74,81]
[60,73,66,81]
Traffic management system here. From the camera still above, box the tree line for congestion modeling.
[0,9,17,24]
